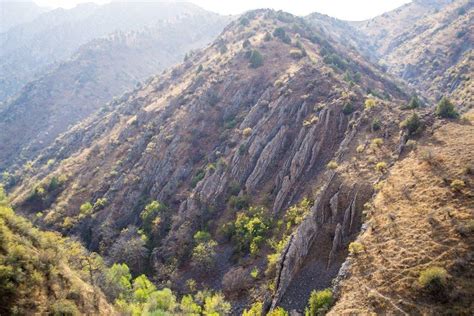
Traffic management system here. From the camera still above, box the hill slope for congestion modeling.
[0,12,231,171]
[0,1,219,102]
[331,112,474,315]
[352,0,473,105]
[0,187,114,315]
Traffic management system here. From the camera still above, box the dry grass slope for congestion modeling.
[331,113,474,315]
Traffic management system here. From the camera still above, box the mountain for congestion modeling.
[0,1,224,102]
[0,11,231,171]
[351,0,473,105]
[2,1,473,315]
[0,0,49,33]
[8,9,415,313]
[350,0,455,58]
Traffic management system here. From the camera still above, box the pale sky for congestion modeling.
[32,0,413,21]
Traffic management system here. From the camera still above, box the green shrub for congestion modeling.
[79,202,93,218]
[268,307,289,316]
[375,162,387,173]
[192,239,217,270]
[196,64,203,73]
[289,49,304,59]
[364,98,376,110]
[229,195,250,210]
[191,169,206,187]
[327,161,338,170]
[243,302,263,316]
[194,230,211,243]
[305,289,333,316]
[203,293,231,315]
[342,102,354,115]
[233,206,270,254]
[285,198,312,230]
[249,50,264,68]
[50,299,80,316]
[93,198,107,210]
[400,113,422,136]
[240,17,250,26]
[140,201,166,237]
[348,241,364,255]
[371,118,381,131]
[273,27,291,44]
[403,95,421,110]
[418,267,448,294]
[450,179,465,192]
[435,97,459,119]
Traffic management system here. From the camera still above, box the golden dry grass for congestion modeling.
[330,114,474,315]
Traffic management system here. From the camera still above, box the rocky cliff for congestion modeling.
[8,9,413,312]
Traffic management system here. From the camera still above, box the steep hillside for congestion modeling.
[352,0,473,105]
[0,1,220,102]
[331,112,474,315]
[0,187,114,315]
[0,12,231,171]
[351,0,454,58]
[7,9,415,312]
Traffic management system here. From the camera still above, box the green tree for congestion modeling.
[203,293,231,315]
[180,295,202,315]
[435,97,458,118]
[133,274,157,303]
[405,95,421,109]
[104,263,132,301]
[140,200,166,237]
[143,288,177,314]
[400,112,422,136]
[305,288,333,316]
[249,50,264,68]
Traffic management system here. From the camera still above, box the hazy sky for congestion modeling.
[32,0,412,21]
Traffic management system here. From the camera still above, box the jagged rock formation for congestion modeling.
[9,9,411,311]
[0,11,231,171]
[3,1,472,314]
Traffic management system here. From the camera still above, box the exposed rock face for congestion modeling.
[9,9,410,311]
[270,144,375,310]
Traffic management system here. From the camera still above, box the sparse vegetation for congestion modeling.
[305,288,333,316]
[249,50,264,68]
[435,97,459,119]
[342,102,354,115]
[273,27,291,44]
[375,162,388,173]
[400,112,422,136]
[364,98,377,110]
[348,241,364,255]
[418,267,448,295]
[404,96,421,109]
[327,161,338,170]
[232,206,271,255]
[450,179,465,192]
